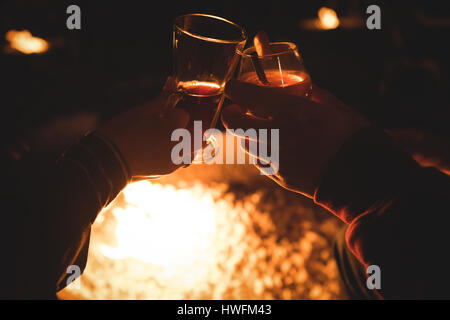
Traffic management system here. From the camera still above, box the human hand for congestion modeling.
[97,78,189,179]
[221,80,369,198]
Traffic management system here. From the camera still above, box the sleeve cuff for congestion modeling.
[60,131,131,209]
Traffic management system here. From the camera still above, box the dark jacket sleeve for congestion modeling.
[314,127,450,299]
[0,132,129,299]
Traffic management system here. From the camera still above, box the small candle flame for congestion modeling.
[317,7,340,30]
[5,30,49,54]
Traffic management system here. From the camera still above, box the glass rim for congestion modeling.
[174,13,247,44]
[238,42,298,58]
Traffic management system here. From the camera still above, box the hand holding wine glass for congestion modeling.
[97,77,190,180]
[221,32,369,197]
[222,79,369,199]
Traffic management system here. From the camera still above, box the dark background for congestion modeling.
[1,0,449,152]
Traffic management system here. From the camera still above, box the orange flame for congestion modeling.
[58,174,342,300]
[317,7,340,30]
[5,30,49,54]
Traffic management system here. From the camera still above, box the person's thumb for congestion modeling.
[221,104,275,133]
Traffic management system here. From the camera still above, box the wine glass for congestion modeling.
[169,14,247,163]
[237,42,312,118]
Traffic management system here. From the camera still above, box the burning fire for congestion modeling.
[100,181,217,271]
[5,30,49,54]
[58,165,342,300]
[317,7,340,30]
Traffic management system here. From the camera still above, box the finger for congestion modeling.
[225,79,313,117]
[254,161,279,177]
[137,77,179,115]
[240,138,278,174]
[162,76,177,92]
[221,104,275,135]
[238,136,260,159]
[238,134,274,158]
[159,76,183,112]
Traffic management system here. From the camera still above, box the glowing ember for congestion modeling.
[5,30,49,54]
[58,165,342,300]
[317,7,340,30]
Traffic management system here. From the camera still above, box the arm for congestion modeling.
[1,80,188,298]
[2,133,129,298]
[222,80,450,299]
[315,127,450,299]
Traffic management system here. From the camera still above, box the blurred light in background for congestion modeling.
[317,7,340,30]
[5,30,49,54]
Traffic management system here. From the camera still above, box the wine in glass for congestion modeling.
[170,14,247,162]
[237,41,312,118]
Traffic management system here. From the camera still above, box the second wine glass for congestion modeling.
[237,42,312,118]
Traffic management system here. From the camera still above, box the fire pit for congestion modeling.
[58,162,343,300]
